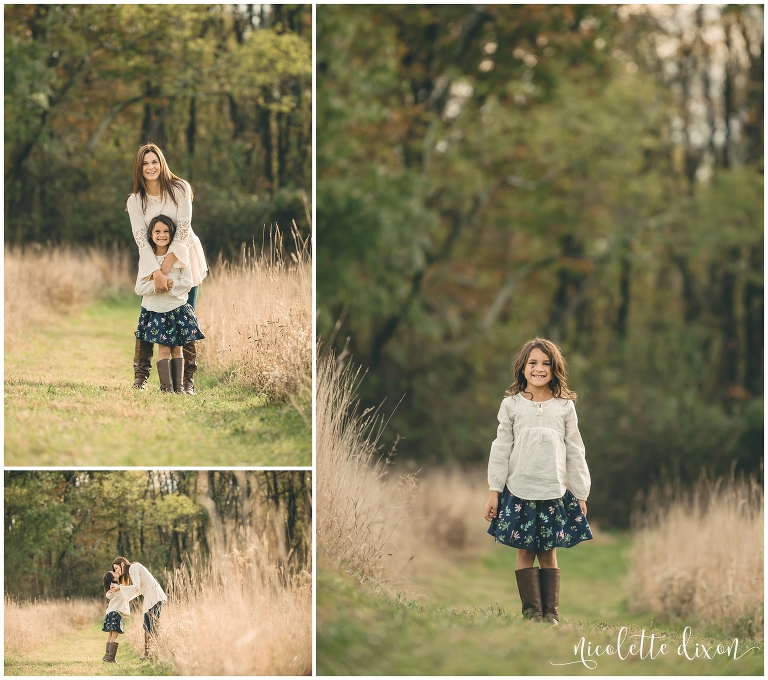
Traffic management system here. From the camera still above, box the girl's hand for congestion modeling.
[153,271,171,293]
[109,583,119,593]
[484,492,499,522]
[579,500,587,517]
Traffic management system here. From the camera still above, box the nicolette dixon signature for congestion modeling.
[551,626,758,669]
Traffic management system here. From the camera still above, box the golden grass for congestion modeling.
[4,245,133,336]
[127,536,312,675]
[317,352,498,588]
[4,596,103,657]
[628,472,764,637]
[188,225,312,401]
[316,352,417,583]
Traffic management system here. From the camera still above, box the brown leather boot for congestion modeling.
[515,567,543,621]
[171,357,185,394]
[540,567,560,624]
[133,339,154,390]
[102,642,111,661]
[157,359,174,393]
[104,641,118,662]
[182,341,197,394]
[144,631,151,658]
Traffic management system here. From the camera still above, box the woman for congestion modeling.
[109,556,168,658]
[127,143,208,393]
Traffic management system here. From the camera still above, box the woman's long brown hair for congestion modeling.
[128,143,193,213]
[505,337,577,401]
[111,556,133,585]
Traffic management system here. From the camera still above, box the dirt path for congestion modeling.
[4,297,311,465]
[4,620,169,676]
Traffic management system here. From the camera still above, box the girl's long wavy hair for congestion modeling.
[505,337,577,401]
[111,556,133,586]
[128,143,193,213]
[103,571,117,594]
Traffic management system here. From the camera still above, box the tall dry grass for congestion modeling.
[317,353,497,588]
[5,230,312,401]
[316,353,418,582]
[195,225,312,401]
[628,472,764,637]
[4,596,103,657]
[4,245,134,337]
[125,524,312,675]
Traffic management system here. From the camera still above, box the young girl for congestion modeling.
[135,214,205,393]
[102,571,130,663]
[484,337,592,625]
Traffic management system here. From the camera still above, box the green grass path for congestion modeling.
[318,534,764,675]
[4,620,171,676]
[5,297,311,465]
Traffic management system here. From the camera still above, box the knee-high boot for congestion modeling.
[171,357,185,394]
[539,567,560,624]
[182,341,197,395]
[157,359,174,393]
[133,339,154,390]
[515,567,543,621]
[104,641,118,662]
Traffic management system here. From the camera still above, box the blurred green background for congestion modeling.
[316,4,764,527]
[4,4,311,255]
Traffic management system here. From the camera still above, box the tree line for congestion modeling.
[4,4,311,258]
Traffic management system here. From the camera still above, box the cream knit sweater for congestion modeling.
[127,180,208,286]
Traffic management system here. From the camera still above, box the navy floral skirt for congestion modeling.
[488,487,592,551]
[102,611,124,634]
[135,304,205,347]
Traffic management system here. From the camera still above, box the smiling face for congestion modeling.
[151,222,171,250]
[142,151,162,183]
[523,347,552,389]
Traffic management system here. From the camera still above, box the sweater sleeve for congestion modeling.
[135,277,157,297]
[564,401,591,500]
[167,181,192,266]
[165,264,193,299]
[487,399,514,492]
[128,196,163,280]
[175,264,193,297]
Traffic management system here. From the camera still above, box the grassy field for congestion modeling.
[4,619,170,676]
[5,294,311,465]
[317,532,764,675]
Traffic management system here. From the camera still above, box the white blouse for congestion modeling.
[116,563,168,614]
[104,587,130,616]
[487,394,591,501]
[135,254,193,312]
[127,180,208,286]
